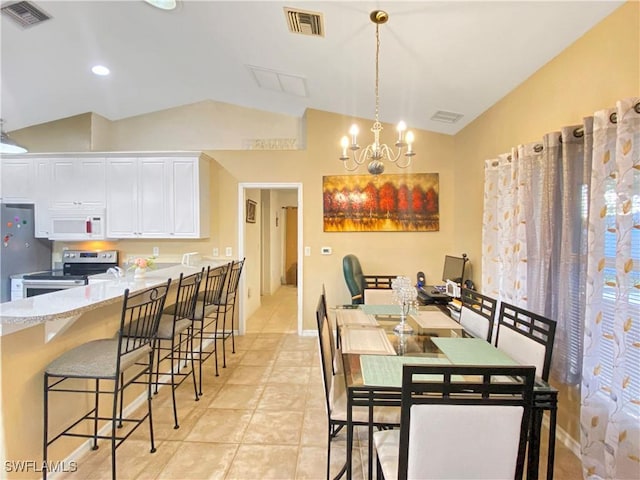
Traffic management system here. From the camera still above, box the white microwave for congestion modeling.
[48,212,106,240]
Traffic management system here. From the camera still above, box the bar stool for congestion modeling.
[152,269,203,429]
[43,281,171,480]
[214,258,245,367]
[193,263,230,388]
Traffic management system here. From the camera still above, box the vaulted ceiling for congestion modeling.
[0,1,623,135]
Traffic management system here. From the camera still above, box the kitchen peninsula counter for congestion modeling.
[0,259,230,479]
[0,260,227,332]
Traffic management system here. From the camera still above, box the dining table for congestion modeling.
[333,304,557,480]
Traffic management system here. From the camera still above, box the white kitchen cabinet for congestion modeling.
[106,155,209,239]
[106,157,169,238]
[33,158,51,237]
[1,158,35,203]
[50,157,106,209]
[1,152,210,240]
[168,157,210,238]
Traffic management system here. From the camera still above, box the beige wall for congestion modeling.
[202,109,457,327]
[453,1,640,284]
[452,0,639,444]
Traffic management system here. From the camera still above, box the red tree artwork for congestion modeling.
[322,173,439,232]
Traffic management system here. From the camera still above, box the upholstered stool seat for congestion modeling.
[45,339,150,378]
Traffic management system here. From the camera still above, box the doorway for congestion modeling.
[237,183,303,335]
[284,206,298,286]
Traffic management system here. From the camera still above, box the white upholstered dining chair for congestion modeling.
[458,287,498,343]
[373,363,536,480]
[315,293,399,480]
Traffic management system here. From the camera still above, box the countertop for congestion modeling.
[0,260,229,328]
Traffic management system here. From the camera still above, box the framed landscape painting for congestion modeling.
[323,173,439,232]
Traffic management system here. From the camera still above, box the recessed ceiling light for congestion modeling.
[144,0,177,10]
[91,65,110,76]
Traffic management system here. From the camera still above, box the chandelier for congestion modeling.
[339,10,415,176]
[0,119,28,154]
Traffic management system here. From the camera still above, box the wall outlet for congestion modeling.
[213,248,219,257]
[152,247,159,257]
[225,247,233,257]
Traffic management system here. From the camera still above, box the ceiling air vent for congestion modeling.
[1,1,51,28]
[284,7,324,37]
[431,110,464,124]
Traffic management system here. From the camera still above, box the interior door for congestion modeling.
[284,206,297,285]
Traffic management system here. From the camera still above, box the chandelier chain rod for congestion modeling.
[374,23,380,124]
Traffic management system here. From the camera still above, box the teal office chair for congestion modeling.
[342,254,396,304]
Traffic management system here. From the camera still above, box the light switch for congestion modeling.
[152,247,159,257]
[304,246,311,256]
[321,246,332,255]
[225,247,233,257]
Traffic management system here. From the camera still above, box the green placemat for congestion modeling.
[431,337,518,366]
[360,355,451,387]
[360,304,402,316]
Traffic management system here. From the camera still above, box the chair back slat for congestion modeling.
[459,288,498,342]
[118,280,171,355]
[171,269,204,320]
[200,263,230,307]
[220,258,245,303]
[495,301,557,381]
[398,364,535,480]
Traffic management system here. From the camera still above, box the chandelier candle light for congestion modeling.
[339,10,415,176]
[392,275,418,334]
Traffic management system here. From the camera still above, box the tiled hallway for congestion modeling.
[60,285,581,479]
[60,286,360,479]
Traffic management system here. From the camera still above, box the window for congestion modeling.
[597,176,640,415]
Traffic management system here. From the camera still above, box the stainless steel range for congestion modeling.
[22,249,118,298]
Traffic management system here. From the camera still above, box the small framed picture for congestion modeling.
[246,199,257,223]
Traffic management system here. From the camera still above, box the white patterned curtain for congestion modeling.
[580,98,640,479]
[482,98,639,440]
[482,127,591,382]
[482,149,528,305]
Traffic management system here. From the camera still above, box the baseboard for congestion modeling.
[543,415,581,458]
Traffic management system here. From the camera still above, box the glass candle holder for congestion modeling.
[391,276,417,334]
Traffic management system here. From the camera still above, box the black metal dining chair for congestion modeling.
[43,281,171,480]
[458,287,498,342]
[494,301,557,382]
[373,363,536,480]
[315,293,399,480]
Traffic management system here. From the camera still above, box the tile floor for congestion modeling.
[60,285,583,479]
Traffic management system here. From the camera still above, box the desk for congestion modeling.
[337,309,557,480]
[417,285,451,305]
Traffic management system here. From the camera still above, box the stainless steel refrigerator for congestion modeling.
[0,203,52,302]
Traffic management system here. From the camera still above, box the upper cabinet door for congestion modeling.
[105,158,138,238]
[1,158,35,203]
[169,158,198,237]
[138,158,169,237]
[50,158,106,209]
